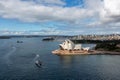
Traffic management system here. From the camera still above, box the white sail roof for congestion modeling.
[59,39,82,50]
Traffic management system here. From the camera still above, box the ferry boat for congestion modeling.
[52,39,90,55]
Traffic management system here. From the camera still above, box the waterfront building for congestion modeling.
[59,39,89,51]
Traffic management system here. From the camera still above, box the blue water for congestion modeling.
[0,37,120,80]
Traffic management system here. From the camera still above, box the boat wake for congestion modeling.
[33,54,42,68]
[0,41,7,48]
[4,46,17,65]
[33,54,40,61]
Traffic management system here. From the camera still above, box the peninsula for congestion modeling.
[52,39,120,55]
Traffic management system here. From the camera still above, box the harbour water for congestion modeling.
[0,37,120,80]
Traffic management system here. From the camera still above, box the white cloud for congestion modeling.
[84,0,103,11]
[0,31,24,35]
[87,0,120,29]
[0,0,120,35]
[0,0,120,25]
[100,0,120,24]
[36,0,66,6]
[0,30,61,35]
[0,0,94,23]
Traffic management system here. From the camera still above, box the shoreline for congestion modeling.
[52,50,120,56]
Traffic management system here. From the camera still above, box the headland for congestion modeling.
[52,38,120,55]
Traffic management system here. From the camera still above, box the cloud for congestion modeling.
[0,0,120,35]
[0,0,120,25]
[0,0,94,23]
[0,31,25,35]
[84,0,102,10]
[100,0,120,24]
[0,30,61,35]
[36,0,66,6]
[86,0,120,29]
[23,0,66,6]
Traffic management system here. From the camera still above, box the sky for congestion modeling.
[0,0,120,35]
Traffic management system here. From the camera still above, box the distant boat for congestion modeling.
[35,60,42,68]
[17,41,23,43]
[42,37,54,41]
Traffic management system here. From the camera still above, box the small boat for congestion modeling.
[42,37,54,41]
[35,60,42,68]
[17,41,23,43]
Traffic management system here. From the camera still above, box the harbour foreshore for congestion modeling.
[52,49,120,55]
